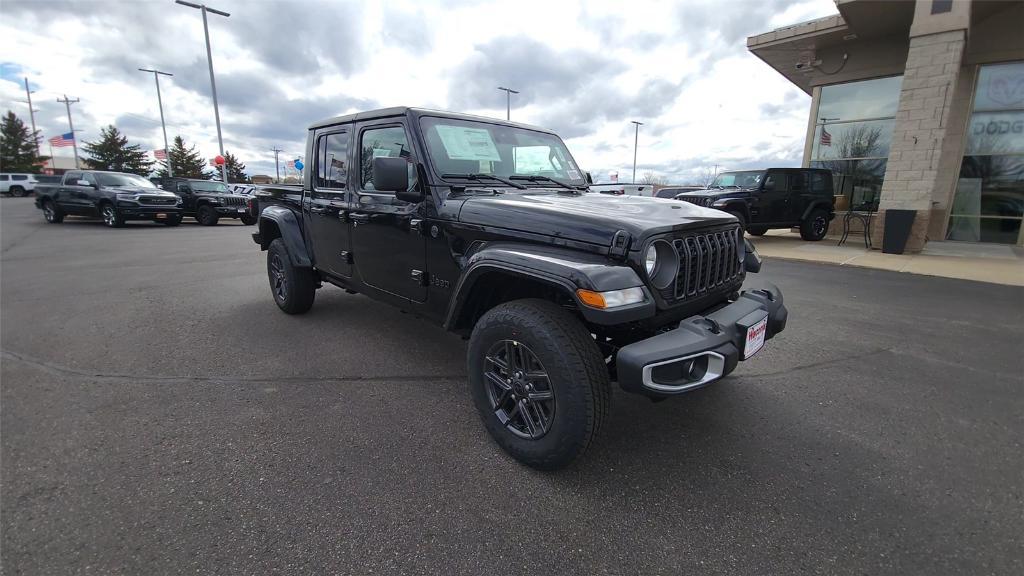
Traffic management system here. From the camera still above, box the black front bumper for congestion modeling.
[117,206,182,220]
[616,283,788,397]
[215,205,249,216]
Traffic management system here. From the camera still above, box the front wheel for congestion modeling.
[726,210,748,231]
[240,214,257,226]
[267,238,316,314]
[160,214,182,226]
[746,226,768,236]
[468,299,610,470]
[10,186,26,197]
[196,204,219,226]
[800,208,830,241]
[100,203,124,228]
[42,199,64,223]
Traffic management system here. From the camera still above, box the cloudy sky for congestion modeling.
[1,0,836,183]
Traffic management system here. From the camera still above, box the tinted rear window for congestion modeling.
[12,175,27,181]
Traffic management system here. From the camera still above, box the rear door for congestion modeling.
[304,127,354,278]
[58,171,84,212]
[786,169,810,221]
[759,170,790,223]
[348,121,427,302]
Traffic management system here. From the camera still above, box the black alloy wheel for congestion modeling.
[266,238,315,314]
[800,208,830,241]
[196,204,219,226]
[483,340,556,439]
[269,251,289,304]
[10,186,26,197]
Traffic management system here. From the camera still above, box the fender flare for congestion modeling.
[444,242,654,330]
[714,200,750,220]
[257,205,311,267]
[801,200,834,221]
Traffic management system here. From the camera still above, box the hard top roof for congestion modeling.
[308,106,556,135]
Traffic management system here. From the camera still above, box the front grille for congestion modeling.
[678,196,711,207]
[222,196,246,207]
[661,226,743,302]
[139,195,178,206]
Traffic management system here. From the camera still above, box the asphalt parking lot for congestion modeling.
[2,196,1022,575]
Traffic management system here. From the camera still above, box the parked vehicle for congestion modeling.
[159,178,256,225]
[588,183,654,196]
[252,107,788,470]
[1,173,39,197]
[34,170,182,227]
[230,184,257,195]
[657,185,705,199]
[675,168,836,240]
[35,175,63,185]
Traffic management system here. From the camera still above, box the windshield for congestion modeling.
[94,173,157,188]
[419,117,585,187]
[711,171,765,188]
[190,181,230,193]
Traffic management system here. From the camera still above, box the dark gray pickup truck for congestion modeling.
[35,170,183,227]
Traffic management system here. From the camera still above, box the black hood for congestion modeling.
[457,190,736,247]
[678,187,756,198]
[112,187,177,196]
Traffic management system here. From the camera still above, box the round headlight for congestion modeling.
[645,244,658,275]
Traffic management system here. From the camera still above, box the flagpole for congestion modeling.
[57,94,81,169]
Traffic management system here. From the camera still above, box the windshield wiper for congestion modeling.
[508,174,582,191]
[442,173,527,190]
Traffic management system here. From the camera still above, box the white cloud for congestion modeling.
[1,0,838,181]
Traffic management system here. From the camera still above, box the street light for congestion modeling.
[631,120,643,184]
[497,86,519,121]
[176,0,230,183]
[138,68,174,177]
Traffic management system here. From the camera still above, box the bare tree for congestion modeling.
[696,166,717,187]
[640,171,667,186]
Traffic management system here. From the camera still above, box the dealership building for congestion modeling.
[749,0,1024,250]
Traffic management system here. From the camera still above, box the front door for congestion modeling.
[305,128,353,278]
[349,122,427,302]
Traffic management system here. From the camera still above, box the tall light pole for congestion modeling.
[631,120,643,184]
[176,0,230,182]
[139,68,174,177]
[57,94,81,169]
[270,146,282,182]
[21,78,40,156]
[497,86,518,121]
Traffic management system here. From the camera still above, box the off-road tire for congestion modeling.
[267,238,316,314]
[468,299,610,470]
[10,186,26,197]
[100,202,124,228]
[161,214,182,226]
[42,199,64,223]
[196,204,220,226]
[800,208,830,241]
[241,214,257,226]
[746,226,768,236]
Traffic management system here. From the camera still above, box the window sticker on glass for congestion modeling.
[435,125,501,161]
[372,148,392,158]
[514,146,552,173]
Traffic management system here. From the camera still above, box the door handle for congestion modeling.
[349,213,370,224]
[310,206,326,214]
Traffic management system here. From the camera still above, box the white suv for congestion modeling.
[0,173,39,197]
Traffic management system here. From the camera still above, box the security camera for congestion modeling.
[794,59,822,71]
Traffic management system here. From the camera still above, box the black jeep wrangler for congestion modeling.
[252,107,788,469]
[160,177,256,226]
[675,168,835,240]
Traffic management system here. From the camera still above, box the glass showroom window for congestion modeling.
[946,61,1024,245]
[809,76,903,211]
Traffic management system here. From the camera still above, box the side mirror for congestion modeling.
[373,157,422,203]
[743,239,762,273]
[77,180,92,187]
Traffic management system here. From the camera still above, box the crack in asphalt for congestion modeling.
[0,349,464,386]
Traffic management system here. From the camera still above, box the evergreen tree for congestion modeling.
[82,125,154,176]
[223,150,249,183]
[0,111,48,173]
[156,135,213,179]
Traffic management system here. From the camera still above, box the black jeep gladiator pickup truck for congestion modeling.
[160,177,256,226]
[675,168,835,240]
[253,107,788,469]
[34,170,182,227]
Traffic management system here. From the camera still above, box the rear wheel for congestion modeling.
[196,204,219,226]
[746,226,768,236]
[468,299,610,470]
[800,208,830,241]
[42,199,64,223]
[100,203,123,228]
[267,238,316,314]
[10,186,26,197]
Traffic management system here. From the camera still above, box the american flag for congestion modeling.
[154,149,168,160]
[820,126,832,147]
[49,132,75,147]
